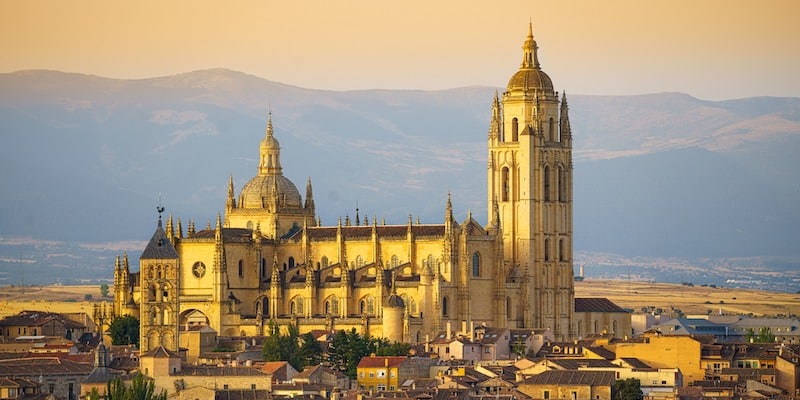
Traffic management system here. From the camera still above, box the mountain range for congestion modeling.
[1,69,799,266]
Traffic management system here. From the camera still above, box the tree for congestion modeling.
[613,378,643,400]
[328,328,377,379]
[100,283,110,297]
[746,327,775,343]
[108,315,140,346]
[262,320,311,370]
[107,374,166,400]
[374,338,411,356]
[297,332,323,368]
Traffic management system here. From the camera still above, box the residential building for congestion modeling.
[0,311,85,341]
[357,356,407,392]
[517,370,615,400]
[573,298,631,339]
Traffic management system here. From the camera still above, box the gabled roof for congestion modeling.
[522,370,616,386]
[357,355,407,368]
[574,298,627,313]
[617,358,652,369]
[546,358,618,370]
[140,345,180,358]
[214,389,272,400]
[140,218,179,259]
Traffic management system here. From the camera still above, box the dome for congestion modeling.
[239,174,302,209]
[506,23,554,93]
[384,293,405,308]
[507,68,554,92]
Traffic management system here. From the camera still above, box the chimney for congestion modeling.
[470,321,474,339]
[425,334,430,353]
[447,321,452,339]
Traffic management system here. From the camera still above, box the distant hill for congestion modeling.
[1,69,799,261]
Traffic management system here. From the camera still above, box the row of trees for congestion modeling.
[261,321,410,379]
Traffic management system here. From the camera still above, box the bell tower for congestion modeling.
[139,214,180,352]
[487,23,574,339]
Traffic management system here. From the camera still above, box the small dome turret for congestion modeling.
[506,22,554,93]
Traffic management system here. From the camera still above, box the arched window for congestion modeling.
[288,257,295,269]
[290,297,304,316]
[558,166,566,202]
[506,297,512,319]
[355,255,365,268]
[400,294,417,316]
[471,252,481,277]
[559,239,566,262]
[325,296,339,315]
[427,255,437,273]
[261,258,266,279]
[548,117,555,141]
[612,320,618,334]
[543,166,551,202]
[544,238,551,261]
[391,255,400,268]
[238,260,244,277]
[593,320,599,333]
[502,167,510,202]
[321,256,329,268]
[511,117,519,142]
[442,296,449,317]
[360,296,375,316]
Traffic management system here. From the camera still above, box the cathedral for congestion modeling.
[113,24,575,353]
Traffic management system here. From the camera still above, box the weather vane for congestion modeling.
[157,193,165,218]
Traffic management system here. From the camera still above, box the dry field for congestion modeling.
[0,280,798,319]
[576,279,800,317]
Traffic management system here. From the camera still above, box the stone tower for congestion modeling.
[138,216,180,352]
[487,23,574,339]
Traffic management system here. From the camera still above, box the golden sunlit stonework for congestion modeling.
[113,24,575,353]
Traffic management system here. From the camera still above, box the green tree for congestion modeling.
[107,374,166,400]
[374,338,411,356]
[100,283,110,297]
[613,378,643,400]
[297,332,324,368]
[328,328,377,379]
[262,321,305,370]
[746,327,775,343]
[108,315,140,346]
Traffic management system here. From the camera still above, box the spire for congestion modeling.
[165,214,174,239]
[226,175,236,210]
[113,255,121,282]
[304,177,315,210]
[489,91,502,141]
[270,254,280,289]
[560,91,572,141]
[521,21,540,69]
[215,213,222,240]
[491,195,501,229]
[445,192,454,222]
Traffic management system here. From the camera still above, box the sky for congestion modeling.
[1,0,799,100]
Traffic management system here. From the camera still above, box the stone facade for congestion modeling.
[113,24,576,353]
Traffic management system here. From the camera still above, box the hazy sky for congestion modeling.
[2,0,798,100]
